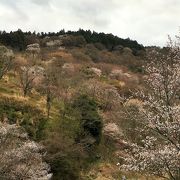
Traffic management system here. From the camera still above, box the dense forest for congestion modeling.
[0,29,144,52]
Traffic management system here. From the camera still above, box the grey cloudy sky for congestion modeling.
[0,0,179,46]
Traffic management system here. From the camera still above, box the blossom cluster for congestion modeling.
[0,122,52,180]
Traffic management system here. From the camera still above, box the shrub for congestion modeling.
[48,154,80,180]
[62,35,86,47]
[70,49,92,62]
[73,94,103,144]
[85,44,100,62]
[0,96,47,140]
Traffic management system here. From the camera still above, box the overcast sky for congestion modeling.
[0,0,179,46]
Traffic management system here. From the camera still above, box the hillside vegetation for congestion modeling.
[0,30,179,180]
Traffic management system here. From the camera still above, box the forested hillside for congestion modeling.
[0,30,179,180]
[0,29,144,52]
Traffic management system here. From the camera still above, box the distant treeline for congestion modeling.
[0,29,144,51]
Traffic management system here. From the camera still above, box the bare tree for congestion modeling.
[0,46,14,79]
[36,65,58,118]
[40,73,57,118]
[121,35,180,180]
[19,66,36,97]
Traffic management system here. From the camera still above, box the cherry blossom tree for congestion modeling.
[0,122,52,180]
[121,35,180,180]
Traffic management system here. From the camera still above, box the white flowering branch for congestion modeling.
[0,122,52,180]
[121,35,180,180]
